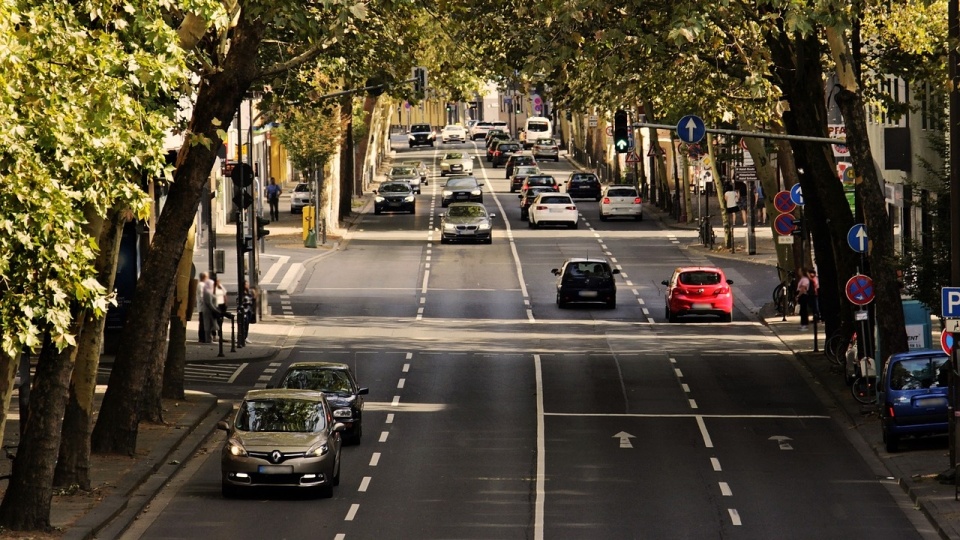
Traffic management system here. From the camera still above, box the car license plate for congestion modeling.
[452,165,462,171]
[456,194,468,199]
[458,230,475,236]
[692,303,712,309]
[915,397,947,408]
[258,465,293,474]
[549,208,563,213]
[579,291,598,298]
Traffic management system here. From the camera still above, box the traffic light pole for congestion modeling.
[235,102,246,330]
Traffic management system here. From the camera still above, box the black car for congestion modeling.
[275,361,369,444]
[485,133,511,161]
[519,175,560,199]
[552,258,620,309]
[519,186,554,221]
[441,176,484,207]
[566,172,602,200]
[491,141,522,167]
[374,181,416,214]
[439,202,496,244]
[485,129,509,147]
[505,153,538,179]
[407,123,435,148]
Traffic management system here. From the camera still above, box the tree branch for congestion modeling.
[258,42,327,79]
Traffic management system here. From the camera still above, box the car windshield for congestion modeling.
[524,188,551,199]
[499,145,519,152]
[402,161,422,168]
[279,369,353,394]
[537,139,557,145]
[678,271,722,286]
[529,176,555,185]
[516,157,535,165]
[380,183,410,193]
[411,124,431,132]
[391,168,416,175]
[889,357,949,390]
[567,262,612,277]
[539,195,571,205]
[446,178,477,188]
[572,175,597,184]
[608,188,638,197]
[294,184,310,193]
[444,153,464,160]
[235,399,326,433]
[517,166,538,175]
[448,205,487,218]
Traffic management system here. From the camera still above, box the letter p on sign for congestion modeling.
[943,288,960,318]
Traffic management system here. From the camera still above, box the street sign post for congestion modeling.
[845,274,875,306]
[847,224,868,253]
[676,115,706,144]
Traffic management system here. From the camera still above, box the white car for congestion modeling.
[528,193,578,229]
[290,182,313,214]
[469,121,492,140]
[440,125,467,143]
[439,152,474,176]
[599,185,643,221]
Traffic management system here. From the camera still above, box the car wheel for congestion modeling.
[607,298,617,309]
[374,208,382,215]
[484,236,493,245]
[555,157,560,162]
[520,212,527,221]
[442,202,449,208]
[429,142,434,147]
[317,485,334,499]
[667,307,677,323]
[570,221,578,229]
[556,293,566,309]
[221,480,241,499]
[440,237,449,244]
[408,144,414,149]
[721,312,732,323]
[333,455,342,485]
[410,205,416,214]
[440,172,446,177]
[528,218,536,229]
[637,212,643,221]
[599,213,608,221]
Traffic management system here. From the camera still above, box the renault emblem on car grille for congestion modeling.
[270,450,283,464]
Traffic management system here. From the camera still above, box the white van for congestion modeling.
[524,116,553,148]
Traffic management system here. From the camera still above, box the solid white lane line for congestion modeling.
[534,354,545,540]
[345,504,359,521]
[379,432,389,442]
[370,453,381,466]
[397,378,405,389]
[359,477,371,492]
[728,509,742,526]
[697,416,714,448]
[719,482,732,496]
[711,457,722,471]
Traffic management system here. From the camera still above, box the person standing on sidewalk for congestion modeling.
[807,268,820,322]
[196,272,208,342]
[723,183,740,226]
[266,177,281,222]
[754,182,766,224]
[796,268,812,330]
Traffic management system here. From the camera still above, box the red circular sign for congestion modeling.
[774,190,796,214]
[942,330,955,355]
[845,274,875,306]
[774,213,797,236]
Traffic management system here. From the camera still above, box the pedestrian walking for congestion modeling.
[755,182,766,224]
[266,177,281,222]
[723,183,740,226]
[201,272,216,342]
[807,268,820,322]
[195,272,208,342]
[736,181,748,226]
[796,268,812,330]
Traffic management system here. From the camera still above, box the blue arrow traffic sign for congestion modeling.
[847,224,868,253]
[789,183,804,206]
[677,115,706,144]
[845,274,875,306]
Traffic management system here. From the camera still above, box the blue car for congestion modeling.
[879,349,949,452]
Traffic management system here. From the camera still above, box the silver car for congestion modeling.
[401,160,429,185]
[599,185,643,221]
[439,202,495,244]
[532,138,560,162]
[219,389,344,498]
[386,166,422,194]
[440,152,474,176]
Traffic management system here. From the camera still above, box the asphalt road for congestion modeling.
[121,139,931,540]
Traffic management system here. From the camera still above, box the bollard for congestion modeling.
[217,319,224,358]
[230,317,236,352]
[812,316,819,352]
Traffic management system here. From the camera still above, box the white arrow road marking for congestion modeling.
[769,435,793,450]
[614,431,635,448]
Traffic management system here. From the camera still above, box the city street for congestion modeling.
[120,138,934,539]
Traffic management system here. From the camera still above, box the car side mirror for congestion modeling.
[489,213,497,218]
[551,269,561,275]
[217,420,231,431]
[333,423,346,433]
[661,280,670,286]
[726,279,734,284]
[612,269,621,274]
[358,388,370,395]
[373,190,378,194]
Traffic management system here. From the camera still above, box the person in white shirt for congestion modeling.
[723,183,740,226]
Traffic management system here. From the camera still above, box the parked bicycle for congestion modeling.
[773,266,797,315]
[825,330,856,367]
[698,216,716,247]
[850,356,877,404]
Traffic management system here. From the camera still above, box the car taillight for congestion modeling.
[634,197,643,204]
[493,151,500,156]
[553,186,560,191]
[714,286,730,295]
[602,197,611,204]
[886,404,895,418]
[565,206,576,210]
[536,205,547,210]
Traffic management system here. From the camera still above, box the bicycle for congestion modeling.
[825,330,856,367]
[773,266,797,315]
[850,356,877,404]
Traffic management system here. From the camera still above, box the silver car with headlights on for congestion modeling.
[219,389,343,498]
[439,152,474,176]
[440,202,495,244]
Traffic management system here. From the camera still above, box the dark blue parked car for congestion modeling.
[880,349,949,452]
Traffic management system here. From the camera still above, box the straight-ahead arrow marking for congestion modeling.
[768,435,793,450]
[614,431,635,448]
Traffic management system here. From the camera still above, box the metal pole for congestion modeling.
[235,102,246,329]
[948,0,960,470]
[247,98,258,315]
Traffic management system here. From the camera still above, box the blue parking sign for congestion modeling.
[943,287,960,318]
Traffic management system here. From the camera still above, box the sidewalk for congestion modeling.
[2,317,298,539]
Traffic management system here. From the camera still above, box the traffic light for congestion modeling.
[241,236,254,253]
[413,67,427,94]
[515,100,522,114]
[614,109,629,154]
[232,190,253,209]
[256,216,270,239]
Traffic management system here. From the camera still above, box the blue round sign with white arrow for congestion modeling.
[847,224,868,253]
[677,115,706,144]
[789,183,804,206]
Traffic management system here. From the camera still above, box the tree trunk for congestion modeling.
[54,209,126,489]
[765,24,861,343]
[91,15,265,455]
[354,94,376,195]
[340,91,355,218]
[0,333,78,531]
[162,225,195,400]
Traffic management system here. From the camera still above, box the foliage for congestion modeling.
[0,0,203,356]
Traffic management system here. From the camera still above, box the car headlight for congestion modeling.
[471,189,481,196]
[404,196,414,202]
[407,135,415,141]
[375,196,384,202]
[333,408,352,418]
[478,222,491,230]
[307,442,330,457]
[226,439,247,457]
[443,223,456,232]
[442,190,452,198]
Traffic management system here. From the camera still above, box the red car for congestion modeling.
[662,266,734,322]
